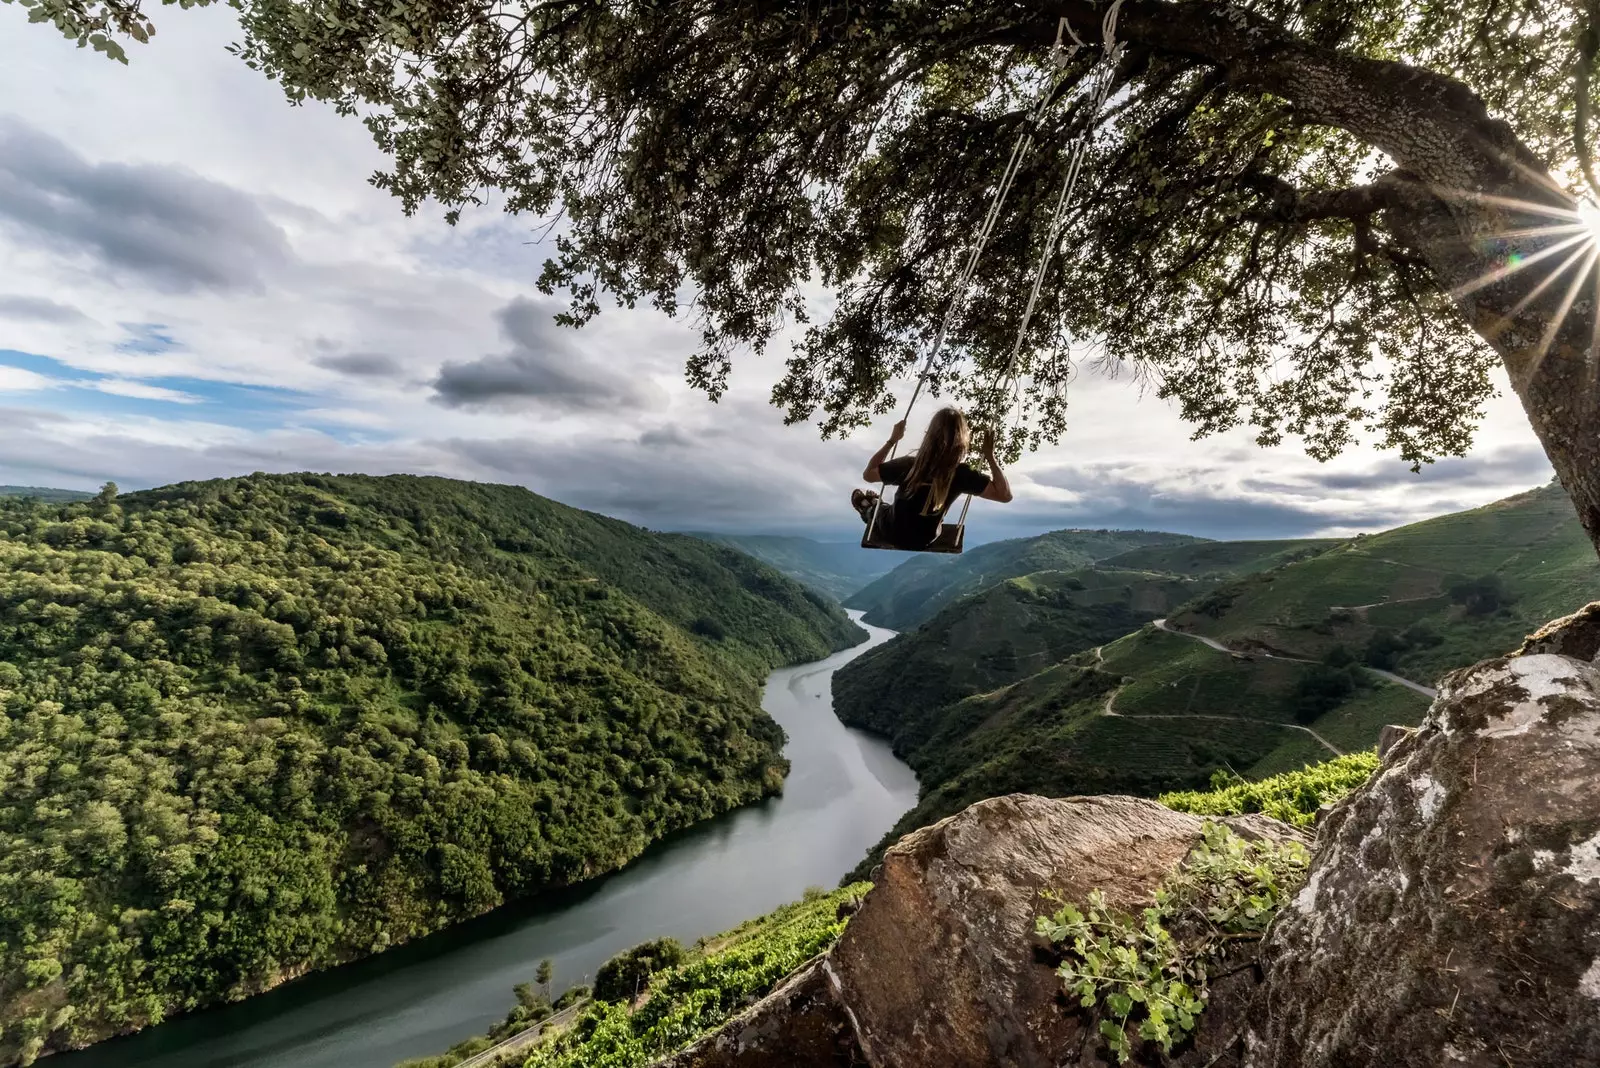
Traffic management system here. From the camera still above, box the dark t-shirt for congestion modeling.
[879,455,992,547]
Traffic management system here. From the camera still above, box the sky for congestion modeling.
[0,8,1560,545]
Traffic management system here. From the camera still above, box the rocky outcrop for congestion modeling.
[1518,600,1600,661]
[826,794,1303,1068]
[1377,722,1415,758]
[1250,612,1600,1067]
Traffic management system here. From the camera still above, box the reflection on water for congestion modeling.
[56,612,915,1068]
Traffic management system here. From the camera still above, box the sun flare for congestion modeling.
[1579,199,1600,243]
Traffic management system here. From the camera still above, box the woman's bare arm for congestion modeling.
[979,432,1013,503]
[863,420,906,481]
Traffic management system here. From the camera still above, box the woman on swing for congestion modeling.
[853,406,1013,550]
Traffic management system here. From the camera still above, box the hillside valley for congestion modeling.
[833,482,1597,875]
[685,533,896,600]
[0,474,864,1065]
[843,528,1213,629]
[832,567,1207,746]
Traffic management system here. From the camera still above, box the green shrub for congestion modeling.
[1449,573,1514,616]
[690,616,728,640]
[1363,629,1407,670]
[554,985,590,1010]
[1290,663,1361,723]
[594,938,686,1004]
[1159,751,1379,828]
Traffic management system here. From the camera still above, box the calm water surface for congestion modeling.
[55,612,914,1068]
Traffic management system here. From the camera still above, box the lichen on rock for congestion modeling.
[1250,605,1600,1068]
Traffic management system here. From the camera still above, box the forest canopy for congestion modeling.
[0,473,861,1066]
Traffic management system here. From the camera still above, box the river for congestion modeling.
[53,612,914,1068]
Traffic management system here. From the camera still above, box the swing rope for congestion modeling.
[982,0,1124,419]
[866,1,1124,548]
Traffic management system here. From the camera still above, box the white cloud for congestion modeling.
[0,366,57,393]
[83,379,203,404]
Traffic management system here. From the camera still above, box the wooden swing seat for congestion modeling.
[860,522,964,554]
[859,492,968,555]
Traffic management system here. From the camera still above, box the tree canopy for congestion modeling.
[18,0,1600,547]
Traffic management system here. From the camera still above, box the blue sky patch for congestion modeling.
[0,347,319,429]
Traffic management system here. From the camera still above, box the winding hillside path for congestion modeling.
[1089,645,1345,757]
[1363,667,1437,698]
[1151,619,1438,699]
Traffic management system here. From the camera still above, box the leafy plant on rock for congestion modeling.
[1035,822,1310,1063]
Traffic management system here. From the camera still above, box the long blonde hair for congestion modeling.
[903,407,972,515]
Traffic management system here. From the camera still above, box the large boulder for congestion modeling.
[825,794,1303,1068]
[1251,615,1600,1067]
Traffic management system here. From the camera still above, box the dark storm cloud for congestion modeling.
[0,119,291,292]
[447,434,761,524]
[431,297,665,412]
[442,391,851,532]
[638,425,694,448]
[0,295,87,323]
[314,352,404,377]
[1239,444,1554,496]
[1017,462,1400,541]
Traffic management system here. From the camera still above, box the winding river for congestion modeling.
[53,612,914,1068]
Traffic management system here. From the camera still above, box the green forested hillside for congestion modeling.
[833,568,1204,746]
[0,474,863,1065]
[1169,482,1598,684]
[1096,538,1341,578]
[837,484,1596,879]
[686,533,895,600]
[844,528,1204,629]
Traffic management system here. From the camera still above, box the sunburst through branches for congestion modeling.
[1456,186,1600,389]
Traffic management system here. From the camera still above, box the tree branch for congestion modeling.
[1007,0,1553,199]
[1236,172,1401,223]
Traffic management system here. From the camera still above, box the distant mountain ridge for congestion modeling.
[0,485,93,502]
[687,532,896,600]
[844,528,1207,629]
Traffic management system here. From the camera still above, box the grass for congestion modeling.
[1247,734,1334,779]
[1097,538,1342,578]
[1103,631,1307,723]
[1306,682,1429,753]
